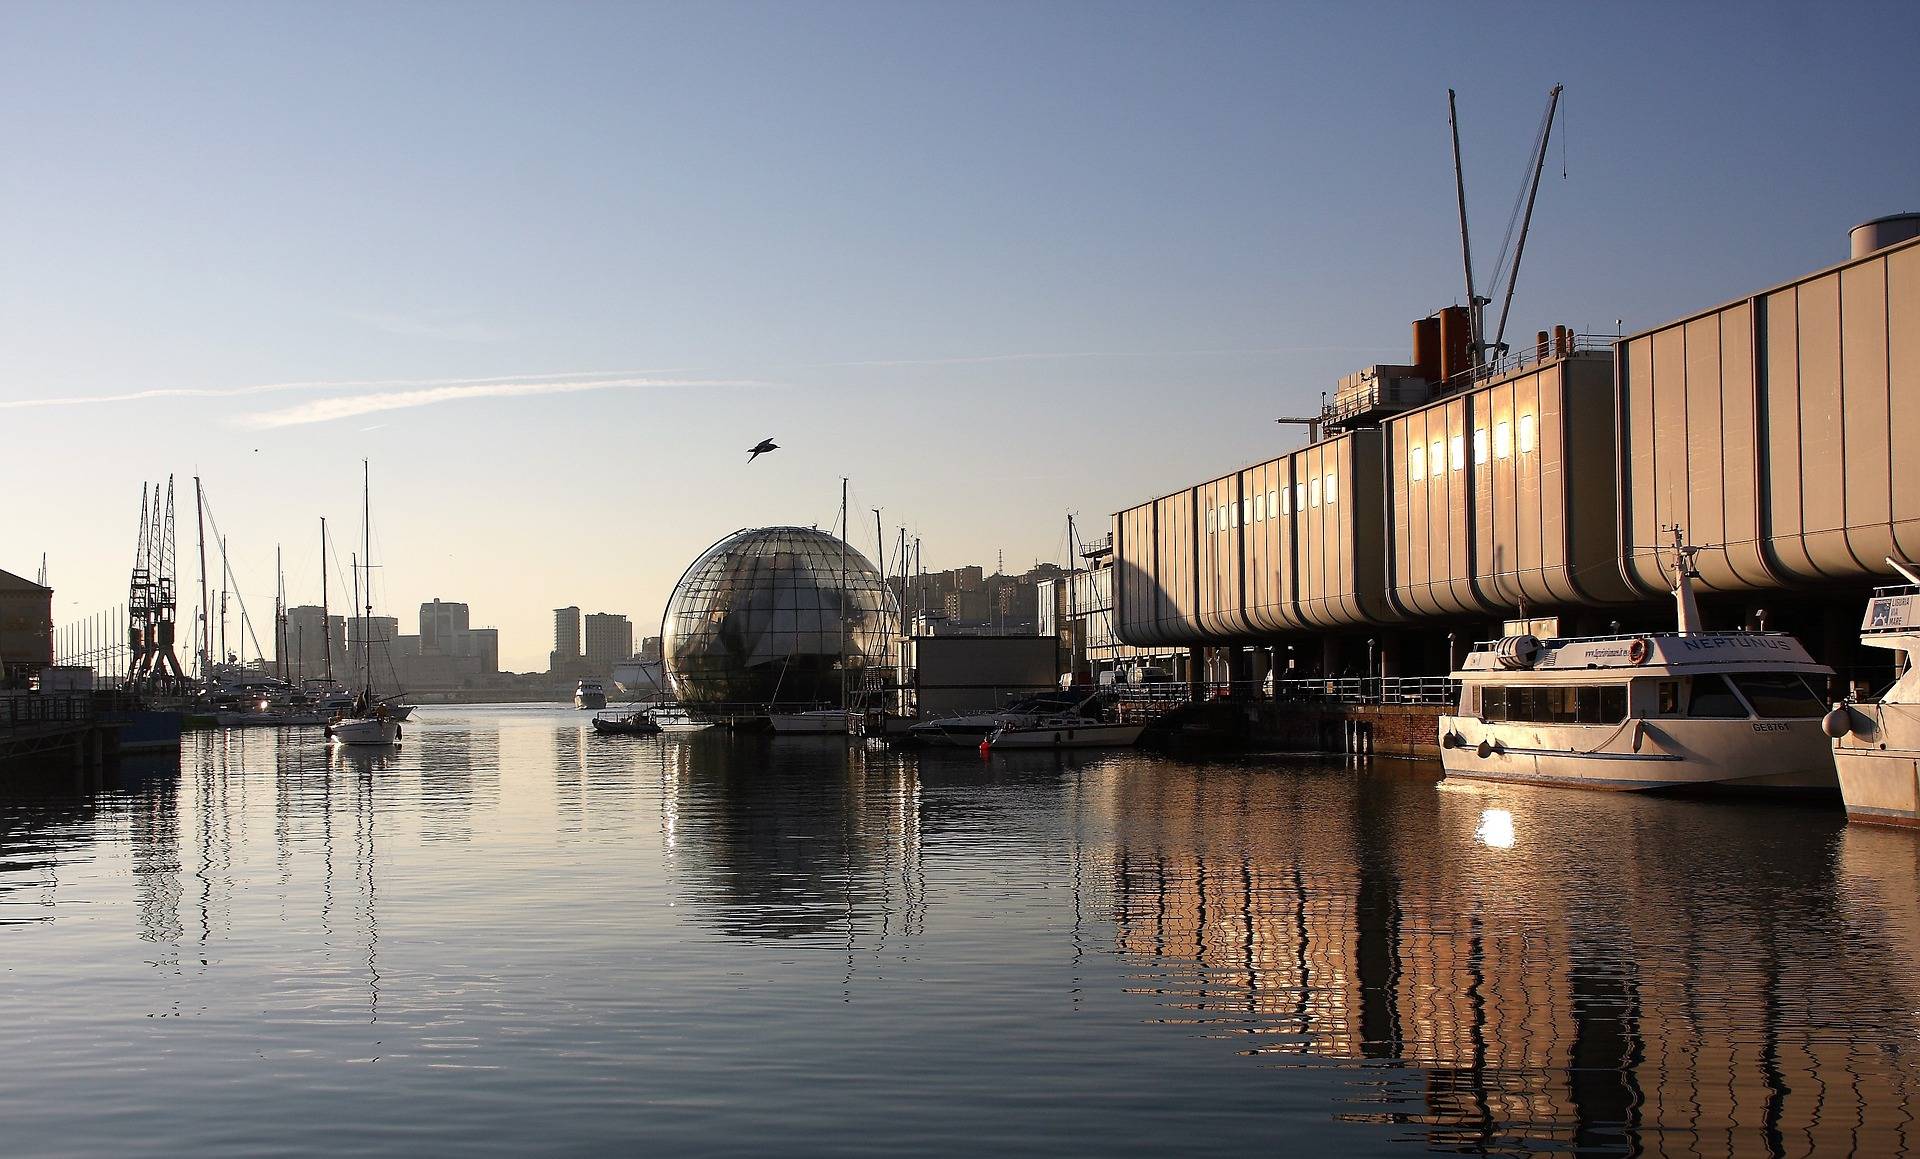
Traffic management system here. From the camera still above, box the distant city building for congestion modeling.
[283,604,346,682]
[637,635,663,662]
[419,599,470,655]
[583,613,632,674]
[551,606,582,674]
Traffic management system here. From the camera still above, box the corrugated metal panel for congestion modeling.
[1619,236,1920,591]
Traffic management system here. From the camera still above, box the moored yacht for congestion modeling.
[574,679,608,710]
[1826,577,1920,825]
[1439,534,1837,793]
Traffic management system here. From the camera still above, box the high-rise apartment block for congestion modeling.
[584,613,633,674]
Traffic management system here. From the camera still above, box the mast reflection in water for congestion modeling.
[2,710,1919,1157]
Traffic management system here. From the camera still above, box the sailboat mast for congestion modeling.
[276,544,286,680]
[320,517,333,683]
[362,460,373,696]
[194,476,209,679]
[839,477,849,711]
[1067,513,1080,684]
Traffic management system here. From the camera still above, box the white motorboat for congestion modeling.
[575,679,608,710]
[644,704,713,733]
[1827,579,1920,825]
[984,717,1144,750]
[1439,533,1836,793]
[767,708,850,735]
[906,692,1100,747]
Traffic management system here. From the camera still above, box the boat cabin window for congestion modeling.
[1477,684,1626,724]
[1728,672,1826,718]
[1656,681,1680,715]
[1686,673,1748,718]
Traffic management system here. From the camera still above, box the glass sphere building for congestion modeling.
[661,527,899,707]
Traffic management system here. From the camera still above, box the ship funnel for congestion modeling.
[1851,213,1920,259]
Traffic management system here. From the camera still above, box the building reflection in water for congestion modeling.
[668,735,925,944]
[1090,761,1920,1157]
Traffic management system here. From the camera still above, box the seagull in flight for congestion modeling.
[747,438,779,463]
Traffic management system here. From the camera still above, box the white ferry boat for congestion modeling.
[1826,579,1920,825]
[574,679,608,710]
[1439,537,1836,793]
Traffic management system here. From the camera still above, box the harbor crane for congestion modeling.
[127,477,188,686]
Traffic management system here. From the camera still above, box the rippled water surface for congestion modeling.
[6,705,1920,1157]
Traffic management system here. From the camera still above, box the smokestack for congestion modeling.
[1412,316,1441,382]
[1536,330,1550,361]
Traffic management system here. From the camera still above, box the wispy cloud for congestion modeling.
[816,345,1389,369]
[237,376,774,429]
[0,368,706,412]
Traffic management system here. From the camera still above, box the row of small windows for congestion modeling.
[1205,472,1337,533]
[1406,414,1538,481]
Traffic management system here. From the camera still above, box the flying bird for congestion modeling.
[747,438,779,463]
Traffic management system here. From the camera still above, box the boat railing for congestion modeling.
[1107,676,1458,716]
[1466,629,1797,652]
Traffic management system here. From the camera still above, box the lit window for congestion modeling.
[1242,499,1251,525]
[1409,446,1425,481]
[1309,477,1321,508]
[1267,489,1278,516]
[1473,428,1489,464]
[1494,420,1512,459]
[1295,483,1306,510]
[1207,507,1216,533]
[1449,435,1464,471]
[1281,488,1291,515]
[1324,471,1338,504]
[1253,493,1264,522]
[1431,439,1445,476]
[1518,413,1536,454]
[1219,503,1229,529]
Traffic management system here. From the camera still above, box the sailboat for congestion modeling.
[328,462,404,747]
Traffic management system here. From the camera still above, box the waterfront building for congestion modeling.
[1112,217,1920,688]
[419,599,469,655]
[0,567,53,688]
[662,526,898,706]
[584,613,633,675]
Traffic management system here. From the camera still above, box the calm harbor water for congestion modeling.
[5,705,1920,1157]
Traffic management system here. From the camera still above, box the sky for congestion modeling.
[4,1,1917,672]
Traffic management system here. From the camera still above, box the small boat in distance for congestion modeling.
[984,716,1144,750]
[1826,568,1920,825]
[575,679,608,710]
[1438,531,1835,793]
[767,708,849,735]
[645,704,713,733]
[591,710,662,736]
[328,462,404,748]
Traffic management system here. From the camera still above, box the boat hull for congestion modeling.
[1834,703,1920,825]
[767,711,849,735]
[1439,715,1837,792]
[592,716,661,736]
[328,717,401,746]
[987,722,1143,749]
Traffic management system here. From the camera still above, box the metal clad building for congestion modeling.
[1618,233,1920,593]
[1114,431,1391,646]
[1386,352,1632,617]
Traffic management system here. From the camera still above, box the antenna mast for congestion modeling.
[1490,84,1564,367]
[1448,88,1485,375]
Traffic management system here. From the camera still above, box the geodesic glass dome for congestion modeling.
[661,527,899,707]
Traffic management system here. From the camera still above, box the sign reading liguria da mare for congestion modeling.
[1867,595,1916,630]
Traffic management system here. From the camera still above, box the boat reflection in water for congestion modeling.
[1092,761,1920,1155]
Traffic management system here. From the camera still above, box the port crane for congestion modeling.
[126,476,188,686]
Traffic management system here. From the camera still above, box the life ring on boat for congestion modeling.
[1627,638,1650,665]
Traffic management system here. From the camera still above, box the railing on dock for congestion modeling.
[1,692,98,731]
[1108,676,1459,719]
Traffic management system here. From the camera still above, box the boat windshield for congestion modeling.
[1728,671,1826,718]
[1686,674,1748,719]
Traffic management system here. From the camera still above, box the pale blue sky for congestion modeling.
[4,1,1915,670]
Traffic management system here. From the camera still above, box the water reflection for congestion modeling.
[670,734,926,942]
[1094,759,1920,1156]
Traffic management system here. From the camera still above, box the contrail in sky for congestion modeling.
[0,368,717,412]
[237,376,773,428]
